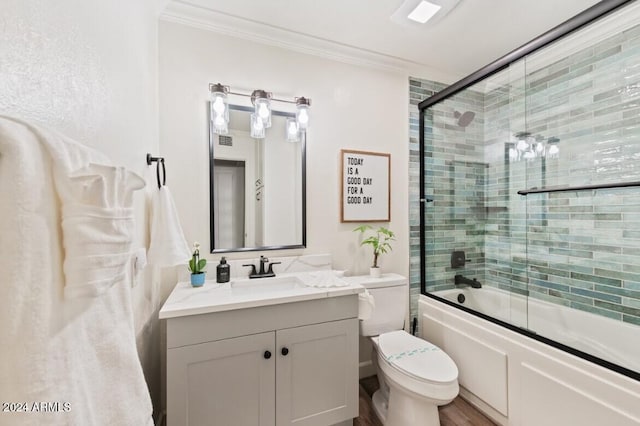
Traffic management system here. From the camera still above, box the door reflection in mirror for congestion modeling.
[213,159,245,248]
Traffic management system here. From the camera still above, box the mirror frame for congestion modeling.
[209,104,307,253]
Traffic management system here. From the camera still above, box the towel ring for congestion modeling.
[156,159,166,189]
[146,153,167,189]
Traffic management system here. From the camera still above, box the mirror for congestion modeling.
[210,105,306,252]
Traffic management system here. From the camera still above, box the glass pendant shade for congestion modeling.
[251,113,265,139]
[547,137,560,157]
[213,113,228,135]
[516,138,529,152]
[210,84,229,135]
[286,118,300,142]
[295,97,311,130]
[509,147,519,162]
[252,90,272,128]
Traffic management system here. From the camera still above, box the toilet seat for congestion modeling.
[377,330,458,384]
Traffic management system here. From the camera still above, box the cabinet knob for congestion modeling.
[264,350,272,359]
[281,347,289,356]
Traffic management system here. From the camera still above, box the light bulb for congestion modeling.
[213,113,228,135]
[296,101,310,130]
[516,139,529,151]
[535,142,545,154]
[213,96,226,114]
[286,118,299,142]
[523,150,535,160]
[258,103,269,119]
[548,145,559,155]
[253,95,271,128]
[297,109,309,125]
[509,148,518,161]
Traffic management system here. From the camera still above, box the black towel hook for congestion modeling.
[146,153,166,189]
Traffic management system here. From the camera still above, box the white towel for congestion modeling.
[0,116,153,426]
[147,185,191,267]
[358,289,376,320]
[61,164,146,298]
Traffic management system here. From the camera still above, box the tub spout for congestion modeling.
[454,274,482,288]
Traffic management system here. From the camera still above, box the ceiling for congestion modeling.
[163,0,603,79]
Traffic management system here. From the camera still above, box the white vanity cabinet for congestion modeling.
[164,293,359,426]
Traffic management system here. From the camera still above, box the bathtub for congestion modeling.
[435,287,639,374]
[419,288,640,426]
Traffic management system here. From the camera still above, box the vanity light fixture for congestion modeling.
[508,132,560,162]
[209,83,311,140]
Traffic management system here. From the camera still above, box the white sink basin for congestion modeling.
[231,275,306,292]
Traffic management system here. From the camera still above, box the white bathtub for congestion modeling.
[419,289,640,426]
[435,287,640,373]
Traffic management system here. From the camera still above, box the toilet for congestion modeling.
[349,273,459,426]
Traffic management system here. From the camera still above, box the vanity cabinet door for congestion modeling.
[167,332,276,426]
[275,319,359,426]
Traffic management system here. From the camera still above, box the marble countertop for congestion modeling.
[159,272,365,319]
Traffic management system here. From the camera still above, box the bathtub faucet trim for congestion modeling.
[454,274,482,288]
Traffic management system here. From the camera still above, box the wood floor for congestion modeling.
[355,376,497,426]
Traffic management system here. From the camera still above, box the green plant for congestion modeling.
[188,242,207,274]
[353,225,395,268]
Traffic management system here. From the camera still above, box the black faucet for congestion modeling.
[242,255,281,279]
[454,274,482,288]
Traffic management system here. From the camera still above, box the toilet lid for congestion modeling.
[378,330,458,383]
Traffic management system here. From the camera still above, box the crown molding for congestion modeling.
[160,0,453,80]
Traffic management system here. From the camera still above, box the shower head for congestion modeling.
[454,110,475,127]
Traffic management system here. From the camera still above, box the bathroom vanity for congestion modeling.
[160,274,363,426]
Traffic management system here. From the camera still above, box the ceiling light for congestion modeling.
[391,0,461,28]
[209,83,311,140]
[408,1,442,23]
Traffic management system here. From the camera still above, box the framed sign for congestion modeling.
[341,149,390,222]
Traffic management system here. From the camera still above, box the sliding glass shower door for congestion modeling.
[419,0,640,378]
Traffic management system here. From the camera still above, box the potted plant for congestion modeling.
[188,242,207,287]
[353,225,395,278]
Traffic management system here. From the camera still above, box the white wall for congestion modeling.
[159,20,417,277]
[0,0,162,418]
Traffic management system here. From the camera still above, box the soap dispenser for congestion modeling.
[216,257,230,283]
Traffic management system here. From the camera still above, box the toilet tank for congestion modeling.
[345,273,408,336]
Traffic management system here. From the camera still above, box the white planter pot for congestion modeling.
[370,267,381,278]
